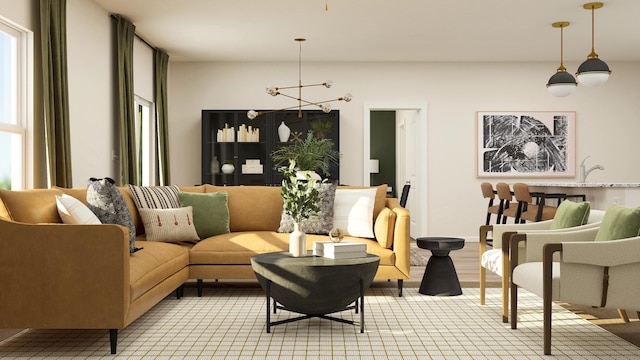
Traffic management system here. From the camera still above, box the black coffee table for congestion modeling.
[416,237,465,296]
[251,251,380,333]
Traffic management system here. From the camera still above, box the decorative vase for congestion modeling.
[289,222,307,257]
[278,121,291,142]
[210,156,220,174]
[221,163,235,174]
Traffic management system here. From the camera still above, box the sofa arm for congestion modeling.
[0,218,131,329]
[390,206,410,277]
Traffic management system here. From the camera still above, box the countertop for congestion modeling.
[527,183,640,188]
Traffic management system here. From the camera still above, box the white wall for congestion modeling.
[66,0,115,186]
[169,60,640,238]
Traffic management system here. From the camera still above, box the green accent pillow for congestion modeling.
[177,191,230,238]
[594,204,640,241]
[549,200,591,230]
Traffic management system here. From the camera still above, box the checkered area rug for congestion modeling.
[0,287,638,359]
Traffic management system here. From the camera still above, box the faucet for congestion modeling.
[579,156,604,182]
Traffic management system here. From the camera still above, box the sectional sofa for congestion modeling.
[0,184,410,354]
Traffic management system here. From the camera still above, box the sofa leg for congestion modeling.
[109,329,117,354]
[176,284,184,299]
[398,280,403,297]
[197,279,203,297]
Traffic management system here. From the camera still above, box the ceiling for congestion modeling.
[93,0,640,63]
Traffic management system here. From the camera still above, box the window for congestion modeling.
[135,96,155,186]
[0,17,32,190]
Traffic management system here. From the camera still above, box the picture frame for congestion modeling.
[476,111,576,178]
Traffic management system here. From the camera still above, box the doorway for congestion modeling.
[363,104,428,238]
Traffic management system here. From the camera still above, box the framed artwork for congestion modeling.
[477,111,576,178]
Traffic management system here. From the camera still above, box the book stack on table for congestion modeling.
[313,242,367,259]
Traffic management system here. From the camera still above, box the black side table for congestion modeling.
[416,237,465,296]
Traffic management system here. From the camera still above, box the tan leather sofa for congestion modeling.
[0,184,410,354]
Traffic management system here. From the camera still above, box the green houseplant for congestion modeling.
[270,130,339,177]
[280,161,323,257]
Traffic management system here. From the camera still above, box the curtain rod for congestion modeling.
[110,14,157,51]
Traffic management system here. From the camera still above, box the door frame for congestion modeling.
[363,103,428,238]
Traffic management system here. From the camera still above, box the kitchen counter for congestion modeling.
[526,183,640,209]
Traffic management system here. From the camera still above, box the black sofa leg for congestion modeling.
[398,279,403,297]
[176,284,185,299]
[109,329,117,354]
[197,279,203,297]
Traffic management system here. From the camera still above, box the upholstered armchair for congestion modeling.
[479,204,604,323]
[510,230,640,354]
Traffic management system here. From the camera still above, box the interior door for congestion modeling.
[396,110,419,238]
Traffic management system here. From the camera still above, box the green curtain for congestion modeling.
[154,49,171,185]
[40,0,72,187]
[116,16,138,185]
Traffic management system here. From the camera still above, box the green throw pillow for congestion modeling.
[177,191,230,238]
[594,204,640,241]
[549,200,591,230]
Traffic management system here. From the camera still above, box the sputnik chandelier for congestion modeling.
[247,38,352,119]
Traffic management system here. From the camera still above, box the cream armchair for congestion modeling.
[479,209,605,323]
[510,231,640,355]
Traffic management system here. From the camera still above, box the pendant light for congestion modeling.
[547,22,577,97]
[576,2,611,87]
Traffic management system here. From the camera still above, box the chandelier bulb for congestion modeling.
[343,93,353,102]
[324,80,333,88]
[320,104,331,113]
[266,86,278,96]
[247,110,258,119]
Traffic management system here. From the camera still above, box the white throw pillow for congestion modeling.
[56,194,102,225]
[332,188,376,238]
[139,206,200,242]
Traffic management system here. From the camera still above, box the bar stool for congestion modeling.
[481,182,503,225]
[496,182,520,223]
[513,183,557,222]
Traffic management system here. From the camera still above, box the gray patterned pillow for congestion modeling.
[86,177,139,253]
[278,182,337,234]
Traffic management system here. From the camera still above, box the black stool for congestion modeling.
[416,237,465,296]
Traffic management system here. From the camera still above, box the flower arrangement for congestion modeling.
[280,161,323,223]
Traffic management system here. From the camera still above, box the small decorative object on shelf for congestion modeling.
[242,159,263,174]
[280,161,323,257]
[221,162,235,174]
[216,123,235,142]
[210,156,220,174]
[278,121,291,142]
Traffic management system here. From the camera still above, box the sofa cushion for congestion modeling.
[332,188,376,238]
[374,207,397,249]
[129,240,190,302]
[278,182,337,234]
[0,188,63,223]
[595,204,640,241]
[337,184,387,221]
[138,206,200,242]
[128,185,181,209]
[56,194,101,225]
[549,200,590,230]
[86,177,138,253]
[205,185,282,231]
[177,191,230,238]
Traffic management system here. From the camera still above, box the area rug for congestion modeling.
[410,246,429,266]
[0,287,637,359]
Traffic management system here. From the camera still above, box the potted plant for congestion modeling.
[270,130,339,179]
[280,161,323,257]
[310,120,332,139]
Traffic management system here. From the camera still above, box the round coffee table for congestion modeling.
[416,237,465,296]
[251,251,380,333]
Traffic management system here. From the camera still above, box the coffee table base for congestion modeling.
[265,279,366,333]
